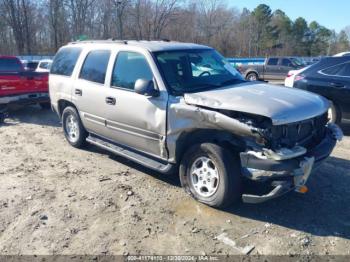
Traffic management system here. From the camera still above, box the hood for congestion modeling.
[184,82,329,125]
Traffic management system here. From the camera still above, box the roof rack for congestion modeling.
[68,39,173,45]
[69,39,128,45]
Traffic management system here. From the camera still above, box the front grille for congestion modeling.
[270,113,328,149]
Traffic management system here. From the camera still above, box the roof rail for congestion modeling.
[69,39,128,45]
[68,39,173,45]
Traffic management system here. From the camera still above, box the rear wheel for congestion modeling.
[62,106,87,148]
[179,143,242,208]
[246,72,258,81]
[328,101,341,124]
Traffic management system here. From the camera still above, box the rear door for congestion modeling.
[279,58,295,80]
[264,58,279,80]
[72,49,112,138]
[319,62,350,119]
[103,49,168,159]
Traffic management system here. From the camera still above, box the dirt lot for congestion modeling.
[0,106,350,256]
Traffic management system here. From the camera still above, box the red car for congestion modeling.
[0,56,49,122]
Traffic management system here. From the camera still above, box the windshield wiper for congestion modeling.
[219,78,245,86]
[188,83,221,92]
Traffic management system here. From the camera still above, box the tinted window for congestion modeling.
[0,58,22,72]
[39,62,51,69]
[322,63,350,77]
[111,52,153,90]
[51,47,82,76]
[267,58,278,65]
[26,62,38,70]
[337,63,350,77]
[79,50,110,84]
[281,59,292,67]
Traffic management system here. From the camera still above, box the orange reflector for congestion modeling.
[298,186,308,194]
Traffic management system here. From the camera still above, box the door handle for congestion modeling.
[105,96,116,105]
[75,89,83,96]
[330,82,345,88]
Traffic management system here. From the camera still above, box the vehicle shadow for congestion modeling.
[2,105,61,127]
[340,122,350,136]
[84,144,181,187]
[86,140,350,239]
[228,155,350,239]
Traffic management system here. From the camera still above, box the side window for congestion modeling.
[267,58,278,66]
[79,50,110,84]
[336,63,350,77]
[111,51,153,90]
[321,63,350,77]
[39,62,49,69]
[0,58,22,72]
[281,58,292,67]
[51,47,82,76]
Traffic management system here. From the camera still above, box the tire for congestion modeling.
[39,102,51,110]
[328,101,342,124]
[179,143,242,208]
[246,72,258,81]
[62,106,87,148]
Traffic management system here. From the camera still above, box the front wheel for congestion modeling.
[246,72,258,81]
[328,102,341,124]
[179,143,242,208]
[62,106,87,148]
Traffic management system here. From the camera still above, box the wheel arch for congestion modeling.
[245,70,259,79]
[175,129,246,164]
[57,99,78,119]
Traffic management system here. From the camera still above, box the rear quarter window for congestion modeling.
[321,62,350,77]
[51,47,82,76]
[0,58,22,72]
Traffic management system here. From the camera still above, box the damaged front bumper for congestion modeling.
[239,124,343,204]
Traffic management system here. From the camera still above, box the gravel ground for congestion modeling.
[0,106,349,256]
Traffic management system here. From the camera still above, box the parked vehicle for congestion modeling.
[0,56,49,120]
[226,57,265,69]
[284,66,309,87]
[50,40,342,208]
[22,60,40,71]
[240,57,306,81]
[36,59,53,72]
[293,56,350,124]
[333,52,350,57]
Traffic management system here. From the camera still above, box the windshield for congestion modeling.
[154,49,244,94]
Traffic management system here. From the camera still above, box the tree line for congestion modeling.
[0,0,349,57]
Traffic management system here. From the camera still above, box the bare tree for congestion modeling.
[65,0,95,38]
[152,0,177,39]
[1,0,26,54]
[112,0,130,39]
[0,0,348,56]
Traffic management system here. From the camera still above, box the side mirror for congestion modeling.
[134,79,159,97]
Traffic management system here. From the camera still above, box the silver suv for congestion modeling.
[49,40,343,208]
